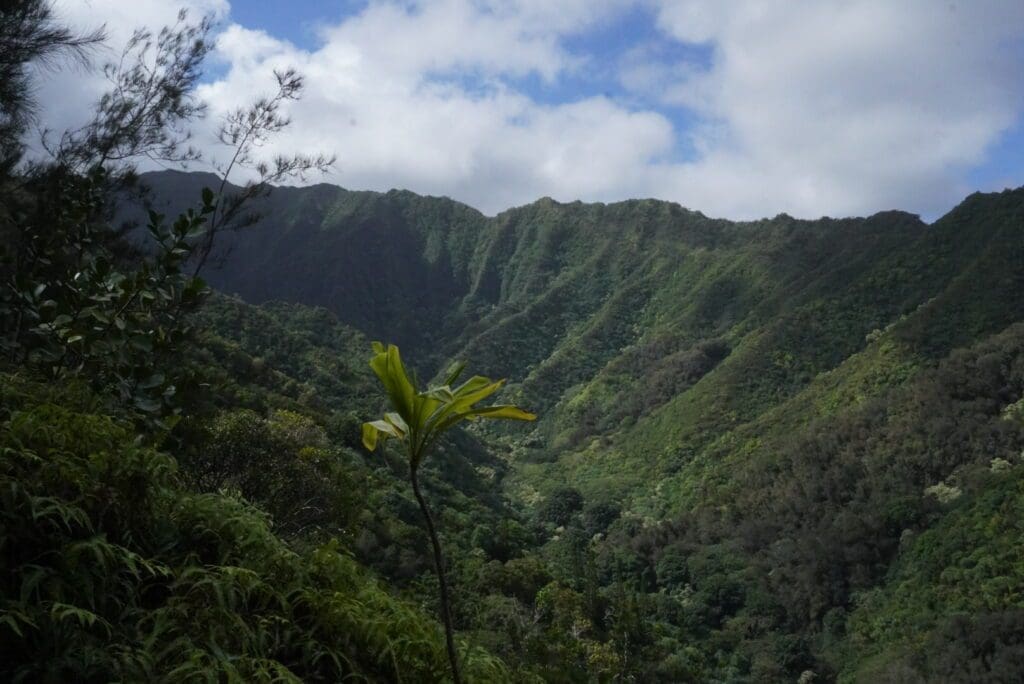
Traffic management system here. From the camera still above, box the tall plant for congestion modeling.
[362,342,535,684]
[0,4,332,424]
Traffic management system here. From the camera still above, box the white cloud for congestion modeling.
[195,1,670,213]
[31,0,1024,220]
[33,0,229,145]
[647,0,1024,218]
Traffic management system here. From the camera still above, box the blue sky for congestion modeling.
[227,1,363,49]
[47,0,1024,220]
[969,118,1024,191]
[227,0,714,163]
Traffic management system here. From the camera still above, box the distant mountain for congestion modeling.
[139,169,1024,448]
[139,170,1024,680]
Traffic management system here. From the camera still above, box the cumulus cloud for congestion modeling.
[33,0,228,146]
[195,1,671,212]
[32,0,1024,220]
[647,0,1024,218]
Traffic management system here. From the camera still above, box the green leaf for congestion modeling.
[420,386,455,403]
[363,344,535,471]
[383,412,409,436]
[368,343,416,423]
[362,418,405,451]
[361,422,379,451]
[424,377,505,433]
[436,404,536,433]
[453,377,504,404]
[453,375,492,397]
[443,360,466,387]
[185,222,207,239]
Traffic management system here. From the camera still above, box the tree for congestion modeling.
[362,342,535,684]
[539,486,584,526]
[0,0,104,174]
[0,7,220,419]
[0,4,332,423]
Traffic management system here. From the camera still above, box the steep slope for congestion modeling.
[572,188,1024,511]
[140,171,1022,473]
[138,171,489,359]
[139,172,1024,475]
[137,170,1024,680]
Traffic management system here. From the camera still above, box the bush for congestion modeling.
[0,377,509,682]
[538,486,584,526]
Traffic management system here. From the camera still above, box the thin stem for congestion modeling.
[409,463,462,684]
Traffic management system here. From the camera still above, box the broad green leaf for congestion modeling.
[468,405,536,421]
[452,378,504,406]
[452,375,492,397]
[436,404,536,433]
[369,418,404,438]
[443,360,466,387]
[368,343,416,422]
[420,386,455,403]
[412,393,441,441]
[363,343,535,471]
[362,419,404,451]
[424,378,505,433]
[362,423,380,451]
[383,412,409,436]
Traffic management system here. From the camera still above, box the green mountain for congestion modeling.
[4,6,1022,677]
[133,170,1024,681]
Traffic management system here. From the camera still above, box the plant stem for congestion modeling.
[409,464,462,684]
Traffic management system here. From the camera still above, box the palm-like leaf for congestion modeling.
[362,342,535,466]
[360,342,535,684]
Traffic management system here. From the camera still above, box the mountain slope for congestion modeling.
[141,171,1023,472]
[138,170,1024,680]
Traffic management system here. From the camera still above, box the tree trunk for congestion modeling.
[410,465,462,684]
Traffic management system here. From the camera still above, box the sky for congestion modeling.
[41,0,1024,220]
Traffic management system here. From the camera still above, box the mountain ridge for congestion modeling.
[133,169,1024,680]
[143,167,974,225]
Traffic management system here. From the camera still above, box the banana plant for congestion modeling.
[362,342,535,684]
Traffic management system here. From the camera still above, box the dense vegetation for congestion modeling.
[138,166,1024,681]
[3,2,1024,681]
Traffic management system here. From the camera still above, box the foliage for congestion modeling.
[362,342,535,683]
[0,5,517,682]
[4,3,1024,679]
[0,0,103,172]
[173,172,1024,680]
[53,9,213,171]
[361,342,536,457]
[1,166,214,420]
[177,408,362,539]
[0,376,508,682]
[538,486,585,527]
